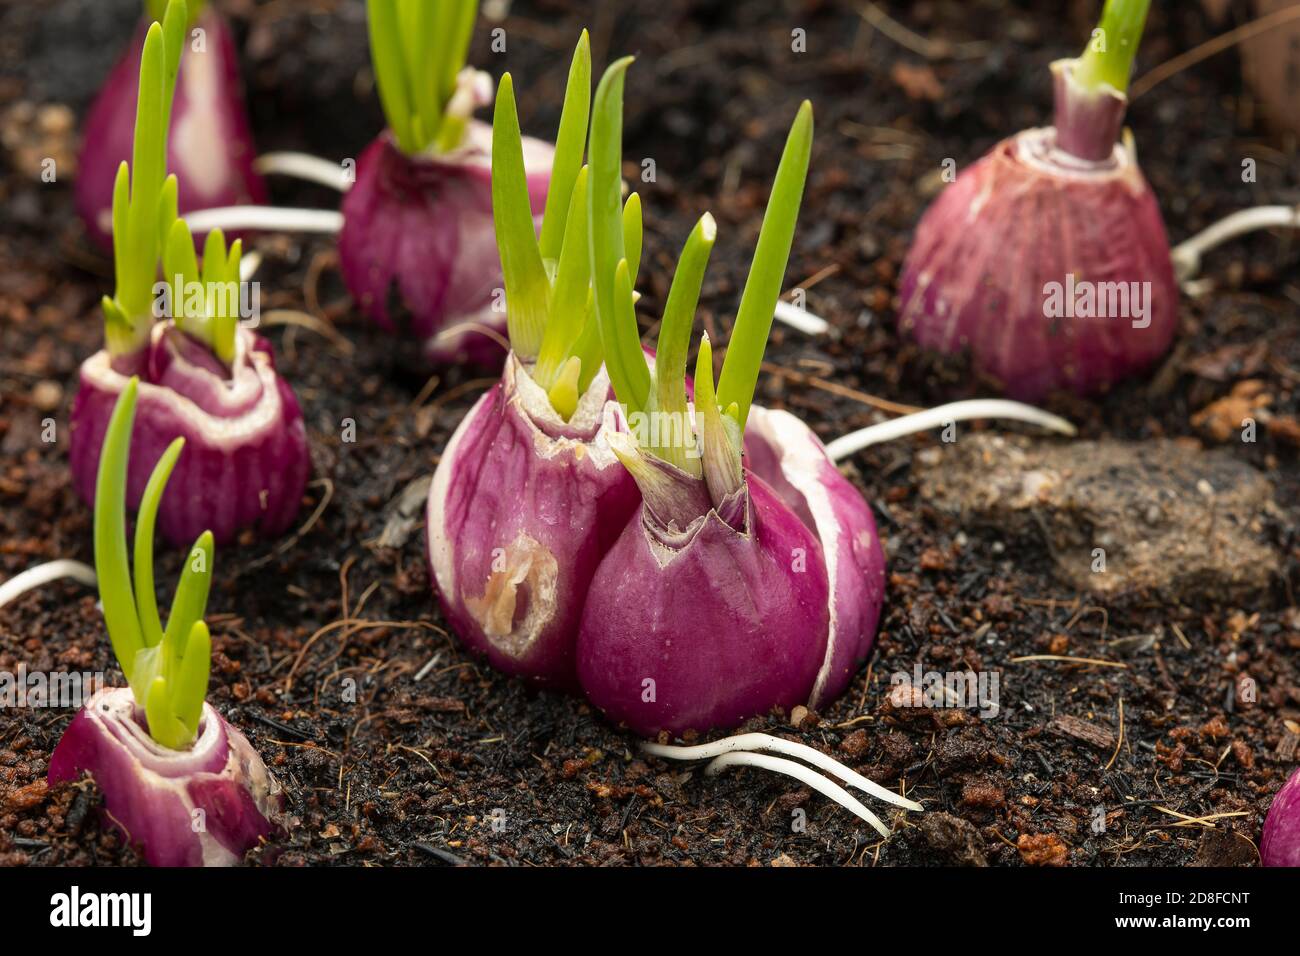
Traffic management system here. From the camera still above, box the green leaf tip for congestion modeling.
[1074,0,1150,95]
[716,99,813,430]
[93,380,213,750]
[368,0,480,156]
[538,30,592,264]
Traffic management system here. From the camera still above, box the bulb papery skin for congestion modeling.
[897,66,1177,401]
[576,474,830,737]
[425,353,640,688]
[743,406,886,710]
[339,122,555,367]
[69,324,310,547]
[75,10,267,251]
[1262,767,1300,867]
[48,687,283,867]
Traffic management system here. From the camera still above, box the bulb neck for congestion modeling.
[1050,58,1128,163]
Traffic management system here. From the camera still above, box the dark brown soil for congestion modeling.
[2,0,1298,867]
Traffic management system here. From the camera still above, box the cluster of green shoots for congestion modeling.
[495,39,811,512]
[96,379,213,750]
[493,31,647,421]
[1073,0,1150,95]
[588,60,811,504]
[367,0,480,156]
[104,0,245,367]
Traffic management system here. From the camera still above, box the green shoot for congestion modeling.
[163,218,244,366]
[534,165,592,393]
[367,0,480,156]
[587,57,650,419]
[146,0,205,23]
[694,335,743,503]
[104,2,186,358]
[94,378,215,751]
[1073,0,1150,95]
[538,32,593,264]
[715,100,813,430]
[651,213,716,474]
[492,72,550,358]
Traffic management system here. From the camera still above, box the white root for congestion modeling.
[183,206,344,235]
[824,399,1076,462]
[254,152,353,193]
[704,751,891,839]
[0,560,97,612]
[641,732,921,810]
[774,300,830,335]
[239,251,262,283]
[1171,204,1300,283]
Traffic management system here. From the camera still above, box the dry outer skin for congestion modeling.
[916,434,1281,601]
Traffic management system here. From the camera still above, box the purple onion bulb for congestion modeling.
[69,324,310,546]
[425,354,639,687]
[339,117,555,367]
[576,469,831,737]
[48,687,283,867]
[897,59,1179,400]
[1262,766,1300,867]
[743,406,887,710]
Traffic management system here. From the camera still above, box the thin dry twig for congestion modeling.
[1131,4,1300,99]
[1104,698,1125,772]
[1009,654,1128,669]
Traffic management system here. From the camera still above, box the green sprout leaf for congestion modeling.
[146,0,205,25]
[163,531,214,665]
[569,298,605,394]
[368,0,480,156]
[104,2,186,357]
[535,165,592,389]
[492,72,550,358]
[133,437,185,649]
[93,379,214,750]
[652,213,716,474]
[1074,0,1150,95]
[367,0,418,153]
[716,100,813,430]
[94,378,145,677]
[694,335,743,504]
[172,620,211,736]
[588,57,650,418]
[622,192,643,287]
[537,31,591,264]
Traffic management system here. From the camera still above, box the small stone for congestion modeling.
[31,380,61,411]
[1017,833,1068,866]
[840,729,870,759]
